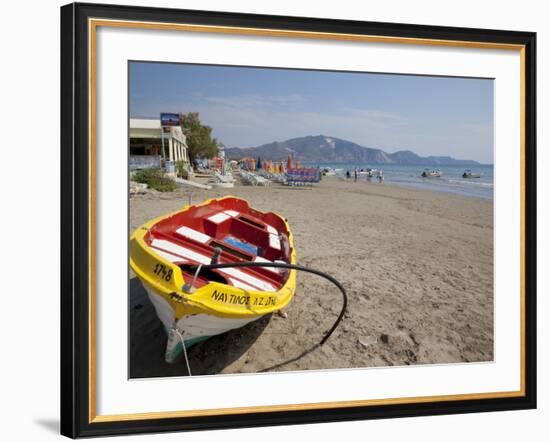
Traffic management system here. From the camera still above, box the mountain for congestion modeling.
[225,135,480,166]
[387,150,480,166]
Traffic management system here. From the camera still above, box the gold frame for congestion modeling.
[88,18,527,423]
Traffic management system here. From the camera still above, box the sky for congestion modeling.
[129,62,494,164]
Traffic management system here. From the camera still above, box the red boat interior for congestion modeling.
[144,198,293,292]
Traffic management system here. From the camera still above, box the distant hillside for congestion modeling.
[225,135,480,166]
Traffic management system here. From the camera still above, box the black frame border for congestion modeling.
[60,2,536,438]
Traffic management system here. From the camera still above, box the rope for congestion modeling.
[172,327,193,376]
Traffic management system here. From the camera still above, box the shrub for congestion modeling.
[133,168,176,192]
[176,160,189,179]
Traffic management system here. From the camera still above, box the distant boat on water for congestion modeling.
[322,167,336,176]
[358,168,379,177]
[421,169,442,178]
[462,169,481,178]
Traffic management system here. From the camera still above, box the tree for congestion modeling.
[179,112,219,167]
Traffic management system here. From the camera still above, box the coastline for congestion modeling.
[129,176,493,377]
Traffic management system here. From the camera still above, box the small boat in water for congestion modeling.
[462,169,481,178]
[421,169,442,178]
[359,168,379,177]
[130,196,297,363]
[322,168,336,176]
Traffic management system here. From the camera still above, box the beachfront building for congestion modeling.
[129,118,189,170]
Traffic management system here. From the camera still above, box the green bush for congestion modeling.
[134,168,176,192]
[176,160,189,179]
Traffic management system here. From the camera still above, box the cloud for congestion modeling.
[185,97,410,149]
[202,93,306,109]
[131,94,493,162]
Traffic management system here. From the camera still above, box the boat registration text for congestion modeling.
[211,290,277,306]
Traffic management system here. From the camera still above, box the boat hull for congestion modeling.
[130,196,297,362]
[143,283,261,362]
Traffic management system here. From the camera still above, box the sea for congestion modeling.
[304,163,494,200]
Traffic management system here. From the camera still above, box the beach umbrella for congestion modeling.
[287,155,292,170]
[251,158,256,171]
[296,159,301,169]
[257,157,262,169]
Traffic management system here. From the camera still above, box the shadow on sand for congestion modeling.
[129,277,271,378]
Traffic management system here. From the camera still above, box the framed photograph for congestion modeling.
[60,2,536,438]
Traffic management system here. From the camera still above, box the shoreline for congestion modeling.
[129,176,494,378]
[382,180,493,200]
[307,164,494,200]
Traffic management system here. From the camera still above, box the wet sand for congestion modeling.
[129,176,493,378]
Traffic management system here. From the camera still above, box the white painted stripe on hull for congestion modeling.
[149,246,257,291]
[208,212,230,224]
[224,210,239,217]
[269,234,281,250]
[254,256,280,274]
[151,239,277,291]
[266,224,278,235]
[152,238,218,265]
[228,278,257,291]
[152,248,187,264]
[175,226,211,243]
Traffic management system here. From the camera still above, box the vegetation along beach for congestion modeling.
[129,175,493,377]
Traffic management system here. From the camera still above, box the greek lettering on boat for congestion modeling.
[210,289,276,306]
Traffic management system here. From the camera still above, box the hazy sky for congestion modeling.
[130,62,494,163]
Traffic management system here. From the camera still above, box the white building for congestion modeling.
[129,118,189,169]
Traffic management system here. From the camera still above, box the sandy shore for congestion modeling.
[129,176,493,378]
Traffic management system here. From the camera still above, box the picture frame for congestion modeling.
[60,2,537,438]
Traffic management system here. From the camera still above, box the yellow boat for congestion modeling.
[130,196,297,363]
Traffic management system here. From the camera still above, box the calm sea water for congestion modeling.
[306,163,494,200]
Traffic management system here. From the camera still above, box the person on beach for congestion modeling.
[378,169,384,183]
[354,168,358,182]
[346,170,350,179]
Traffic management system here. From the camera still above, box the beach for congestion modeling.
[129,176,493,378]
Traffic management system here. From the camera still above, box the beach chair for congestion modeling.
[284,167,320,187]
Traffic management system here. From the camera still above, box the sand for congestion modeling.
[129,176,493,378]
